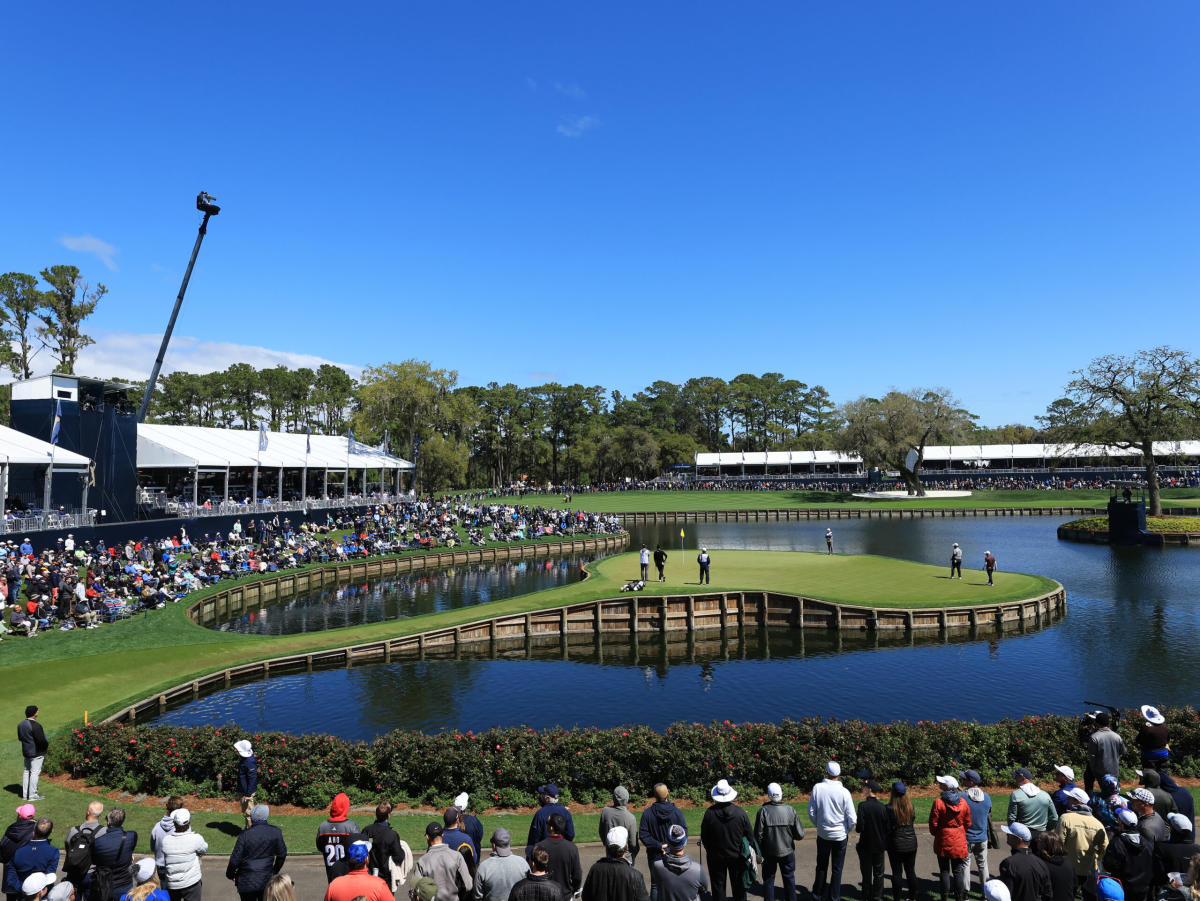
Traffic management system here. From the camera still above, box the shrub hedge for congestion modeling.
[50,708,1200,810]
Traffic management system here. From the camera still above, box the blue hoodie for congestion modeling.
[963,787,992,845]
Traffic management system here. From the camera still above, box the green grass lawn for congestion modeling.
[488,488,1200,513]
[1065,515,1200,533]
[0,544,1055,853]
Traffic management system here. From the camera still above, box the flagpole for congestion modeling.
[44,400,61,515]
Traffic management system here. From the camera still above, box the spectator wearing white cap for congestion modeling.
[950,542,963,579]
[47,882,74,901]
[1154,813,1200,894]
[121,858,170,901]
[1055,787,1107,889]
[598,788,638,867]
[997,822,1051,901]
[159,809,207,901]
[234,741,258,831]
[1101,809,1154,901]
[581,826,648,901]
[474,829,529,901]
[455,793,484,861]
[1007,769,1058,839]
[20,873,54,901]
[1136,706,1169,772]
[754,782,804,901]
[700,780,754,901]
[930,776,971,901]
[983,879,1010,901]
[1050,766,1079,817]
[808,762,856,901]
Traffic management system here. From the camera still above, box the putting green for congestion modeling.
[571,549,1056,607]
[0,546,1057,851]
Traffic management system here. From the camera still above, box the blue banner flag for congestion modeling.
[258,422,269,452]
[348,428,356,454]
[50,399,62,447]
[306,426,312,455]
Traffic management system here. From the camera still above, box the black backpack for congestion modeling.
[65,828,96,876]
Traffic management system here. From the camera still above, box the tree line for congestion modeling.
[0,266,106,377]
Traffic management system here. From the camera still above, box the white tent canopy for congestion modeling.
[0,423,90,468]
[137,424,413,471]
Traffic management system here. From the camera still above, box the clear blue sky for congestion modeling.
[3,2,1199,427]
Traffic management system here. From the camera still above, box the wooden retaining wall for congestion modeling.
[114,582,1065,726]
[1058,526,1200,547]
[620,507,1122,524]
[186,534,629,627]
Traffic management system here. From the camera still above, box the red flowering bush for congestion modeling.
[47,708,1200,809]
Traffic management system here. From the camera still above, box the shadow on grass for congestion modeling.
[205,819,243,838]
[4,783,21,797]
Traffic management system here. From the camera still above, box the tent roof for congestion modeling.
[137,424,413,470]
[0,424,90,468]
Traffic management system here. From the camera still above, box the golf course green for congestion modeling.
[0,545,1056,852]
[478,487,1200,512]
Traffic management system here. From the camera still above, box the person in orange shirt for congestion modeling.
[324,842,392,901]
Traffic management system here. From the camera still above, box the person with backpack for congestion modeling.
[1101,810,1154,901]
[64,804,106,895]
[89,810,138,901]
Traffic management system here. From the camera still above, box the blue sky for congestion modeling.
[3,2,1199,427]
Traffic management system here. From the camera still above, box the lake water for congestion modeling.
[151,518,1200,736]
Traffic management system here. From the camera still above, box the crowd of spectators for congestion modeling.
[0,501,622,640]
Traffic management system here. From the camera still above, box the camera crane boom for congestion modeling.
[137,192,221,422]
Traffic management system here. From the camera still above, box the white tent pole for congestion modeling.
[252,466,258,506]
[323,468,328,499]
[1,458,8,526]
[278,466,283,501]
[301,465,307,503]
[43,444,56,513]
[192,465,199,509]
[224,466,230,504]
[80,465,88,518]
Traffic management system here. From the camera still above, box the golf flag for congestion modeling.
[258,422,269,452]
[50,399,62,447]
[306,426,312,455]
[680,528,684,538]
[348,428,357,454]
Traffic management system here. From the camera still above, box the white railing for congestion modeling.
[142,492,415,520]
[0,510,97,534]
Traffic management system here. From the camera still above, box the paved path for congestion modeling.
[196,827,984,901]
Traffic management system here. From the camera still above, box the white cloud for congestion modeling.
[41,330,364,382]
[556,115,599,138]
[525,76,538,91]
[554,81,587,100]
[60,235,119,272]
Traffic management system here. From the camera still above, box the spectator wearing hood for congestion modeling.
[474,829,528,901]
[1008,769,1058,839]
[700,780,754,901]
[1102,810,1154,901]
[960,770,994,892]
[651,827,708,901]
[526,786,573,858]
[599,788,638,867]
[2,805,37,901]
[1056,787,1107,888]
[1136,706,1170,771]
[930,775,972,901]
[151,799,184,872]
[1157,772,1194,830]
[1089,776,1128,833]
[316,794,361,884]
[225,805,286,901]
[1137,770,1178,823]
[639,784,687,901]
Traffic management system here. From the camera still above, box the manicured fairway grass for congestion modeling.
[488,488,1200,512]
[0,545,1055,853]
[1065,515,1200,533]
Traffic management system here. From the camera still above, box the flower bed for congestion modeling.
[48,708,1200,810]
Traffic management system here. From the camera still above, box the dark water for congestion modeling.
[153,518,1200,736]
[212,554,594,635]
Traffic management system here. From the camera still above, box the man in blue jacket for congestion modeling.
[640,784,688,901]
[89,810,137,901]
[6,819,58,898]
[225,805,286,901]
[235,741,258,831]
[526,786,573,858]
